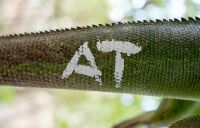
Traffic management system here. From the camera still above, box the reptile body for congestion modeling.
[1,17,200,127]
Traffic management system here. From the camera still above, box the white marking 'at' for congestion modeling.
[61,40,142,88]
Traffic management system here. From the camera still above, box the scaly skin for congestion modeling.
[169,115,200,128]
[1,17,200,101]
[1,17,200,127]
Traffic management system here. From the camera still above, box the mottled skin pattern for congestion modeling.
[1,18,200,127]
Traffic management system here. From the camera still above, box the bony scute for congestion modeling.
[61,40,142,88]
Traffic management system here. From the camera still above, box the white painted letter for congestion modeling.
[62,42,102,85]
[97,40,141,88]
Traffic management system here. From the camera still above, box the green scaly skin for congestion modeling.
[1,17,200,127]
[169,115,200,128]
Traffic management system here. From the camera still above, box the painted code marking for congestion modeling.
[61,40,142,88]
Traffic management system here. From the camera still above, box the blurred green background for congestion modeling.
[0,0,199,128]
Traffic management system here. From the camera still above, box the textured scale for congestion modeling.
[169,115,200,128]
[1,17,200,101]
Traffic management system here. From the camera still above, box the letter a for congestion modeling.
[62,42,102,85]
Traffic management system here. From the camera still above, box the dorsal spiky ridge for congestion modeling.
[0,17,199,38]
